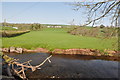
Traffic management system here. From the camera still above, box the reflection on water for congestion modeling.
[4,53,119,78]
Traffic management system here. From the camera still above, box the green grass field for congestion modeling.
[1,26,17,30]
[2,28,117,51]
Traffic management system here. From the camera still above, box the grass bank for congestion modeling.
[2,28,117,51]
[1,30,30,37]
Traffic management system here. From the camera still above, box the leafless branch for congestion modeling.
[3,55,52,79]
[72,0,120,26]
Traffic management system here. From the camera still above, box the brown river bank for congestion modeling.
[1,47,120,57]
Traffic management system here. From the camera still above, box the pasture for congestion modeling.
[2,28,117,51]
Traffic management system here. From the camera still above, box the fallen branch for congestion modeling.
[2,54,52,79]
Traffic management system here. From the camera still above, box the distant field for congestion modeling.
[1,26,17,30]
[2,28,117,51]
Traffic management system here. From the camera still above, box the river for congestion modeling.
[2,53,120,79]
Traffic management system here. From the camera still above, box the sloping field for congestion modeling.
[2,28,117,51]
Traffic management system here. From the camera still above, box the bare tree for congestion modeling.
[72,0,120,27]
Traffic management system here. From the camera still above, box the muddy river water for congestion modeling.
[2,53,120,79]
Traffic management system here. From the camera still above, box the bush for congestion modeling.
[68,27,118,38]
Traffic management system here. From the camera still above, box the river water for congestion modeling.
[3,53,120,79]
